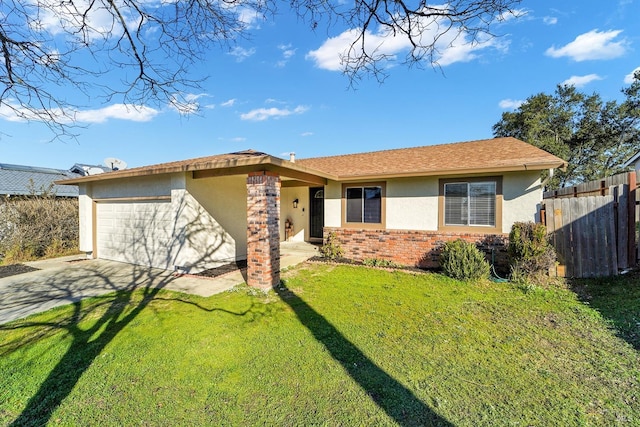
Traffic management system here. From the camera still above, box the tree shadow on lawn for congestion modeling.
[1,265,264,427]
[1,199,248,426]
[1,265,168,426]
[569,273,640,351]
[274,281,453,427]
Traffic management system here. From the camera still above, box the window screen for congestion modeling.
[444,181,495,227]
[346,186,382,224]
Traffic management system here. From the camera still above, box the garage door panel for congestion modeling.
[96,201,174,269]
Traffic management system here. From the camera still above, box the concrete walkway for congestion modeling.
[0,241,318,325]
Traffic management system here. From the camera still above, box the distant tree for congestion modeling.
[493,72,640,188]
[1,0,520,138]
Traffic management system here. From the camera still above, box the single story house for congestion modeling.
[58,137,566,289]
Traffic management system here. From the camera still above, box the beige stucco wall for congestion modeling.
[386,177,439,230]
[91,175,172,199]
[78,185,93,253]
[324,181,342,228]
[323,172,543,234]
[281,186,309,242]
[184,174,248,267]
[501,171,542,233]
[78,173,248,272]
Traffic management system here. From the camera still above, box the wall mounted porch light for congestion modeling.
[293,198,299,208]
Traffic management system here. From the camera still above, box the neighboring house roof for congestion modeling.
[0,163,81,197]
[296,137,567,180]
[57,138,567,186]
[623,151,640,168]
[69,163,113,176]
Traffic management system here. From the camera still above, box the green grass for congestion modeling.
[1,264,639,426]
[569,272,640,350]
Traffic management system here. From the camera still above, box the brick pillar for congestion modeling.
[246,171,281,289]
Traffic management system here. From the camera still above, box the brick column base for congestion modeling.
[247,172,281,289]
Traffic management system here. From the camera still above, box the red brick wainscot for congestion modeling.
[324,227,509,272]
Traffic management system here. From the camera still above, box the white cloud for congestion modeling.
[561,74,603,88]
[279,44,296,59]
[438,34,504,67]
[221,98,236,107]
[169,92,210,114]
[543,16,558,25]
[0,101,159,123]
[498,99,524,109]
[497,8,528,22]
[237,7,263,29]
[301,132,313,137]
[624,67,640,84]
[545,29,626,61]
[306,11,504,72]
[276,43,297,67]
[75,104,159,123]
[240,105,309,121]
[230,137,246,142]
[229,46,256,62]
[30,0,141,41]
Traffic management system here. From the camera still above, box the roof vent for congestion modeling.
[289,152,295,163]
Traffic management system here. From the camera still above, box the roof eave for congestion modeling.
[55,155,337,185]
[332,161,568,182]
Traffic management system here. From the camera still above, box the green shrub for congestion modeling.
[508,222,556,284]
[439,239,490,281]
[362,258,401,268]
[320,231,344,261]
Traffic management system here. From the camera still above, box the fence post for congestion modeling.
[629,171,637,267]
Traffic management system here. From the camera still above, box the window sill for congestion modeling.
[438,224,502,234]
[341,222,385,230]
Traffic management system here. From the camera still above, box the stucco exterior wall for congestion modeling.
[386,177,439,230]
[91,175,172,199]
[78,185,93,253]
[281,186,309,242]
[501,171,542,233]
[324,180,342,228]
[184,174,248,269]
[79,173,248,272]
[323,172,542,234]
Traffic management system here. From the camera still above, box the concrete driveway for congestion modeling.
[0,241,318,325]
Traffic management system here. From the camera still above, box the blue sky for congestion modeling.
[1,0,639,170]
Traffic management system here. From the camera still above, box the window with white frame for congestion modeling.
[444,181,496,227]
[345,186,382,224]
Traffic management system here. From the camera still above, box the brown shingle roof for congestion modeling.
[58,150,335,184]
[296,137,566,179]
[57,138,566,186]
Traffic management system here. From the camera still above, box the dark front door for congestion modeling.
[309,187,324,239]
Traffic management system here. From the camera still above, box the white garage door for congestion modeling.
[96,200,175,269]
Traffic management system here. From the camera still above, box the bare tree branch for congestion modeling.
[0,0,521,138]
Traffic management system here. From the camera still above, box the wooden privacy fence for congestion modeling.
[541,172,636,278]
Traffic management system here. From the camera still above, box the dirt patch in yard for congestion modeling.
[0,264,40,279]
[193,260,248,278]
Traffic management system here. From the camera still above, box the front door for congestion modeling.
[309,187,324,239]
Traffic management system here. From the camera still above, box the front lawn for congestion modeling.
[1,264,638,426]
